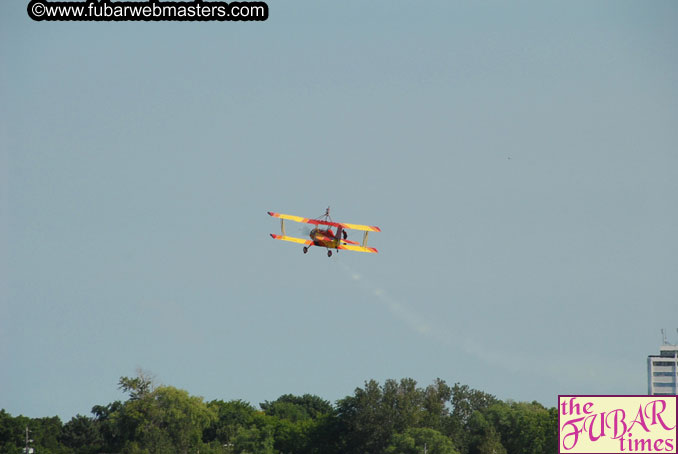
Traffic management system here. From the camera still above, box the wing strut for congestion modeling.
[362,231,369,247]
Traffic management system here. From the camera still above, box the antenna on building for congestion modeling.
[661,328,667,345]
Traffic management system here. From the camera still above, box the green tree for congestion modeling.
[421,379,452,432]
[0,410,27,454]
[337,378,439,454]
[118,370,156,401]
[447,384,499,453]
[481,401,556,454]
[1,376,559,454]
[0,411,71,454]
[381,378,424,431]
[260,394,333,421]
[232,425,275,454]
[336,379,389,454]
[204,400,257,445]
[118,382,216,454]
[270,415,333,454]
[262,401,307,423]
[302,412,344,454]
[28,416,67,454]
[59,414,103,454]
[386,428,458,454]
[467,411,506,454]
[91,400,124,452]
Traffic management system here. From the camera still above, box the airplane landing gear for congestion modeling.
[303,247,308,254]
[327,250,332,257]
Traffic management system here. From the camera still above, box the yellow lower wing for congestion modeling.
[337,244,378,254]
[270,234,313,245]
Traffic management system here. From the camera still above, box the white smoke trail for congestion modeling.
[338,261,625,389]
[339,261,437,339]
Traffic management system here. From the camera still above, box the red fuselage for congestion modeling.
[310,228,340,249]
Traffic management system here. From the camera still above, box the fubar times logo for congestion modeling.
[559,395,677,453]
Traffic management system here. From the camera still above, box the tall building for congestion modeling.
[647,344,678,395]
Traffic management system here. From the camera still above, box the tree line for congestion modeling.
[0,374,557,454]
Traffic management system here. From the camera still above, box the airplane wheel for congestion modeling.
[327,250,332,257]
[303,247,308,254]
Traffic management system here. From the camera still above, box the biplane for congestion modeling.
[268,207,380,257]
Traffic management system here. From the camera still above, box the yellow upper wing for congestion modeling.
[268,211,381,232]
[268,212,313,224]
[336,222,381,232]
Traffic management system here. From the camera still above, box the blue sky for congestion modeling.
[1,0,677,420]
